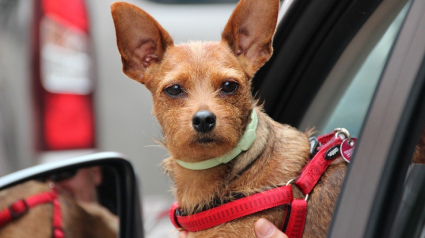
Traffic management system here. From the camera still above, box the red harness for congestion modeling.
[170,130,355,238]
[0,189,65,238]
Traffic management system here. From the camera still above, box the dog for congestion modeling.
[0,180,117,238]
[111,0,347,237]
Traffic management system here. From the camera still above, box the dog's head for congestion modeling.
[111,0,279,162]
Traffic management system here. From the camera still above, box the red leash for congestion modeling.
[170,129,355,237]
[0,189,65,238]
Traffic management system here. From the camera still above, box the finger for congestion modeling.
[179,230,188,238]
[254,218,288,238]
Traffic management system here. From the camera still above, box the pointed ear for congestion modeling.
[111,2,173,84]
[222,0,279,75]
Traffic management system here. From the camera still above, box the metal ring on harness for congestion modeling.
[286,179,296,186]
[285,179,309,201]
[334,128,351,142]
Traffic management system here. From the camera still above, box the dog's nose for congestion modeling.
[192,110,216,133]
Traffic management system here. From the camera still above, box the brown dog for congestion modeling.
[111,0,347,237]
[0,180,117,238]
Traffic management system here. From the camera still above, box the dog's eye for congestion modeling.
[221,81,238,94]
[164,85,184,97]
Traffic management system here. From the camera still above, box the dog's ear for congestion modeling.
[222,0,279,75]
[111,2,173,84]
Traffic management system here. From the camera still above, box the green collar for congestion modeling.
[175,109,258,170]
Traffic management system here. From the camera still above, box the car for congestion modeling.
[1,0,425,237]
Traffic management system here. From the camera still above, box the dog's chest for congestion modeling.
[171,122,311,214]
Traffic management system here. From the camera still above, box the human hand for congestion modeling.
[178,218,288,238]
[254,218,288,238]
[179,230,189,238]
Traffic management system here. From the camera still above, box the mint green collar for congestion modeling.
[175,109,258,170]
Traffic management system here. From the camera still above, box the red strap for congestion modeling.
[52,194,65,238]
[0,190,64,238]
[285,199,307,238]
[295,137,343,195]
[0,191,56,227]
[316,131,336,144]
[170,186,294,232]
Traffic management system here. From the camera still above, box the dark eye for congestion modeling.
[221,81,238,94]
[164,85,184,97]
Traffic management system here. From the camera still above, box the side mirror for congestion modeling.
[0,152,143,238]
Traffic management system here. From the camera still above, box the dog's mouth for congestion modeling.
[193,134,218,144]
[197,137,214,144]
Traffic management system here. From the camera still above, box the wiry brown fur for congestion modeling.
[111,0,347,237]
[0,181,116,238]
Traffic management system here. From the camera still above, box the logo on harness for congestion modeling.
[325,145,340,160]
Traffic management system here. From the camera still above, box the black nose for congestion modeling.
[192,110,216,133]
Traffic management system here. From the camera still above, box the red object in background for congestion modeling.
[33,0,96,151]
[44,94,94,150]
[42,0,89,32]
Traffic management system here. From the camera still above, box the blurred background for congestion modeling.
[0,0,238,236]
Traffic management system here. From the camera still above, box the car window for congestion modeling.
[299,0,411,137]
[320,3,411,137]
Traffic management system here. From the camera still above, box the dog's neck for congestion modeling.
[163,107,273,214]
[226,109,271,180]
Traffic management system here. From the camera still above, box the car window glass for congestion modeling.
[318,3,410,137]
[298,0,411,137]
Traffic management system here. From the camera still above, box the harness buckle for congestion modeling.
[9,199,29,219]
[175,208,182,216]
[309,137,319,159]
